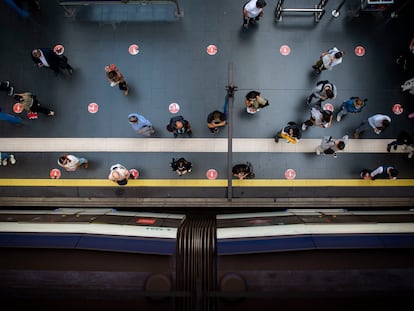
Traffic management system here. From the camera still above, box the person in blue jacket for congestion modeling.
[336,97,367,122]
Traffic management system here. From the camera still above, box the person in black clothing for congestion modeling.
[166,115,192,138]
[31,48,73,76]
[170,158,192,176]
[0,81,14,96]
[387,130,413,152]
[232,162,255,179]
[274,121,302,143]
[207,110,226,134]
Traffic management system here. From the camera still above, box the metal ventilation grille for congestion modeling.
[175,215,217,311]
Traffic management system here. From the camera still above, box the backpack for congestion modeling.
[167,115,185,132]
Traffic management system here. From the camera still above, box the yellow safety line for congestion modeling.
[0,179,413,187]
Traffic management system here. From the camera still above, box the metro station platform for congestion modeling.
[0,0,413,208]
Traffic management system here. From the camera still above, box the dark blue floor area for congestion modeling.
[0,0,413,200]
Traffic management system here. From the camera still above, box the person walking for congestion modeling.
[0,152,17,166]
[128,113,155,136]
[336,97,367,122]
[108,163,133,186]
[387,130,413,153]
[14,92,55,116]
[301,105,333,131]
[170,157,192,176]
[243,0,267,29]
[274,121,302,143]
[315,135,348,157]
[105,64,129,95]
[166,115,192,138]
[353,113,391,139]
[312,47,344,74]
[0,81,14,96]
[31,48,73,75]
[57,154,89,172]
[207,110,226,134]
[360,165,399,180]
[306,80,337,106]
[245,90,269,114]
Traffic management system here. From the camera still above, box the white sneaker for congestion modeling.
[8,86,14,96]
[301,123,307,131]
[9,155,16,165]
[2,158,7,166]
[336,114,341,122]
[342,135,349,141]
[316,148,321,155]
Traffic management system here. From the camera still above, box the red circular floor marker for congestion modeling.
[13,103,23,113]
[323,103,334,112]
[392,103,403,115]
[50,168,61,179]
[206,45,217,56]
[206,169,218,180]
[53,44,64,55]
[354,46,365,57]
[129,169,139,179]
[129,44,139,55]
[169,102,180,113]
[88,102,99,113]
[280,45,291,56]
[284,169,296,180]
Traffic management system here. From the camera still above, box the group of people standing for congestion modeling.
[1,1,412,183]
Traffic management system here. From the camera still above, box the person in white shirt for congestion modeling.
[108,163,132,186]
[354,114,391,139]
[243,0,267,29]
[312,47,344,73]
[58,154,89,171]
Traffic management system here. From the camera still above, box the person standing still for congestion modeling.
[207,110,226,134]
[243,0,267,29]
[128,113,155,136]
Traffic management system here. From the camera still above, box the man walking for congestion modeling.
[128,113,155,136]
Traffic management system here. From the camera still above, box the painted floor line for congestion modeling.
[0,138,403,153]
[0,179,413,187]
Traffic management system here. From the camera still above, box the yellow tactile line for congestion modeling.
[0,179,413,187]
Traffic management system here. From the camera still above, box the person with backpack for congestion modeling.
[312,47,344,74]
[166,115,192,138]
[301,105,333,131]
[315,135,348,157]
[306,80,337,106]
[170,157,192,176]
